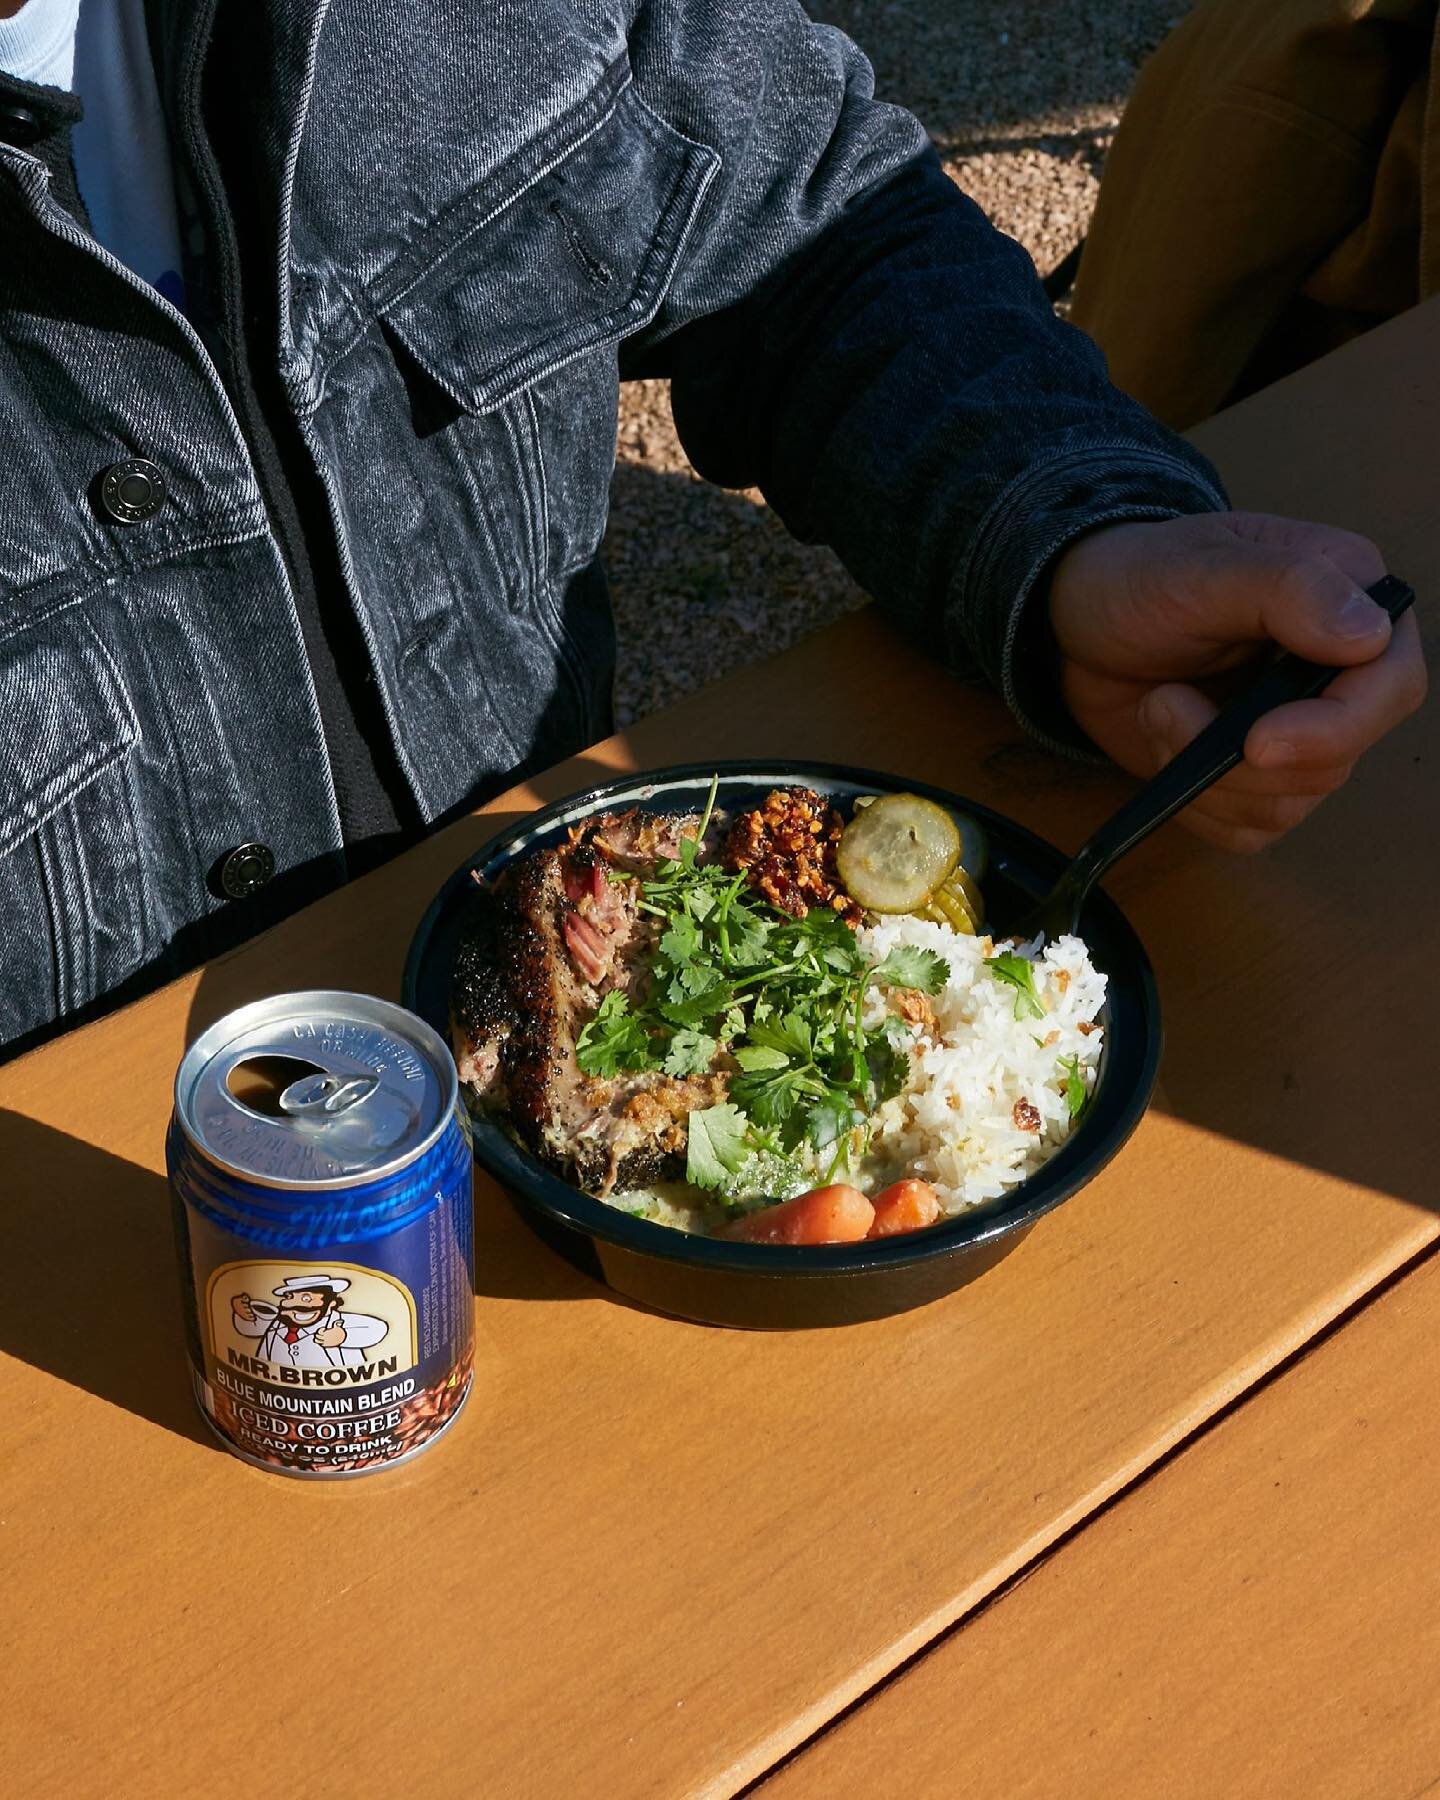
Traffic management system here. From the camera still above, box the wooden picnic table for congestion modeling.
[1,296,1435,1799]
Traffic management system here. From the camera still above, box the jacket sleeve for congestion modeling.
[620,4,1229,752]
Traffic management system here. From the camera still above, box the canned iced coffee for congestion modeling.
[167,992,475,1478]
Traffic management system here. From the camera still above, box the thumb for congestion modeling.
[1206,552,1391,666]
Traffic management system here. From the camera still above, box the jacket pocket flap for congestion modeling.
[376,71,718,415]
[0,607,139,862]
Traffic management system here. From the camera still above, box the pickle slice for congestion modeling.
[941,865,984,926]
[930,882,978,935]
[837,793,961,913]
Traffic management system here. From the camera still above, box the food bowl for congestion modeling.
[402,762,1160,1328]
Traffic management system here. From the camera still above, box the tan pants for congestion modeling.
[1070,0,1440,428]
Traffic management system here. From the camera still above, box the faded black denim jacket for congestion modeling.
[0,0,1226,1054]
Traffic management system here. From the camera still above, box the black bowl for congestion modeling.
[403,762,1161,1328]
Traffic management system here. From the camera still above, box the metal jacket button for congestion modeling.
[97,458,166,525]
[0,101,45,147]
[218,843,276,900]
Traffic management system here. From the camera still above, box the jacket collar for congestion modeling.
[0,68,88,228]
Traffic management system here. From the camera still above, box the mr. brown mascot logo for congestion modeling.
[230,1274,389,1370]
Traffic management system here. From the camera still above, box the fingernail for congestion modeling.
[1334,591,1388,639]
[1140,696,1175,771]
[1140,694,1173,742]
[1253,737,1296,770]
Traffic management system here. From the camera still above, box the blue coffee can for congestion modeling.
[167,992,475,1477]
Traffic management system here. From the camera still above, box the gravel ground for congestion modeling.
[606,0,1184,726]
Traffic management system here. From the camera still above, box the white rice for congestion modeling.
[855,917,1105,1213]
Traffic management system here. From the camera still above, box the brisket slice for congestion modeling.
[451,811,727,1195]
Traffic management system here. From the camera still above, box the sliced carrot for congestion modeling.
[720,1184,875,1245]
[867,1178,943,1238]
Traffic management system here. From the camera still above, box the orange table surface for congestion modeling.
[761,1245,1440,1800]
[2,299,1437,1798]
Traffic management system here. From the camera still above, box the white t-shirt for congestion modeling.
[0,0,189,311]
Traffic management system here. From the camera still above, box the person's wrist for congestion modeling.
[1044,517,1137,664]
[1012,561,1072,720]
[947,439,1227,756]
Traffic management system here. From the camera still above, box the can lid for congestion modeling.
[174,992,457,1190]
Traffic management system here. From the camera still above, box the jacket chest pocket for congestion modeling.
[0,605,145,1049]
[367,63,719,417]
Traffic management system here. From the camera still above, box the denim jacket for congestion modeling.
[0,0,1225,1054]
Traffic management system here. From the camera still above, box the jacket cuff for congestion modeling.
[947,442,1230,759]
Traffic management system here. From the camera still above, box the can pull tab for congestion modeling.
[279,1073,380,1117]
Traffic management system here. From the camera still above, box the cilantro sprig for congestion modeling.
[572,784,951,1170]
[574,991,652,1077]
[986,950,1046,1021]
[1059,1052,1089,1120]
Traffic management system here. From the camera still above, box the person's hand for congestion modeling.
[316,1322,346,1348]
[232,1294,255,1323]
[1047,512,1427,852]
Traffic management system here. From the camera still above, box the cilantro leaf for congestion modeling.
[803,1092,864,1153]
[717,1006,746,1044]
[674,959,719,998]
[987,951,1046,1021]
[1059,1053,1089,1120]
[747,1011,812,1060]
[725,902,773,967]
[872,944,950,994]
[686,1103,751,1189]
[659,914,701,966]
[575,790,956,1161]
[793,906,861,954]
[730,1064,820,1135]
[658,976,734,1026]
[864,1035,910,1106]
[662,1028,718,1078]
[575,991,657,1077]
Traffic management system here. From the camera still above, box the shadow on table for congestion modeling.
[1093,714,1437,1221]
[0,1115,604,1449]
[0,1110,215,1446]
